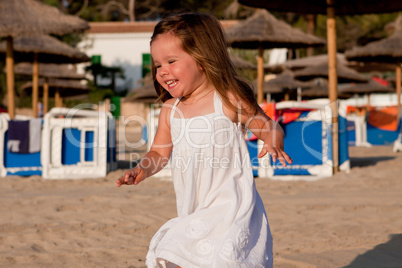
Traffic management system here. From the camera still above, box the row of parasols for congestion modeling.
[234,1,402,174]
[254,54,397,101]
[130,10,401,109]
[128,52,399,104]
[0,36,91,115]
[0,0,91,119]
[224,9,401,113]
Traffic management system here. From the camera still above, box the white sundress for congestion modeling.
[145,92,273,268]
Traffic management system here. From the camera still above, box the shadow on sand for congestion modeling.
[344,234,402,268]
[350,156,395,168]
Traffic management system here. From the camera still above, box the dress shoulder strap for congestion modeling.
[170,97,181,123]
[213,92,225,115]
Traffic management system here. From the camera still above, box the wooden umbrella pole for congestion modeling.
[306,14,315,57]
[326,1,339,174]
[284,92,289,101]
[396,63,401,123]
[257,46,264,104]
[43,78,49,115]
[32,54,39,117]
[6,36,15,119]
[55,89,62,107]
[297,87,302,102]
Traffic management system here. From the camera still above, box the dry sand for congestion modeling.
[1,145,402,268]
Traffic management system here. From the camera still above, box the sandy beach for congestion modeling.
[1,144,402,268]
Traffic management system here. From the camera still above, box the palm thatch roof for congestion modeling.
[263,64,284,74]
[13,63,86,79]
[346,61,397,73]
[301,84,352,99]
[258,70,315,93]
[238,0,402,15]
[265,54,347,72]
[386,75,402,87]
[345,15,402,63]
[300,85,329,98]
[274,54,395,73]
[225,9,325,49]
[21,78,90,97]
[124,74,157,103]
[294,62,369,83]
[237,0,402,174]
[125,85,158,104]
[338,79,395,95]
[0,0,89,37]
[0,35,90,63]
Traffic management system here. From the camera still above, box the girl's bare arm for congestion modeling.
[116,100,174,186]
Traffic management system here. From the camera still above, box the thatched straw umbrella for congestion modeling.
[13,62,86,115]
[238,0,402,173]
[265,53,396,75]
[0,35,90,117]
[125,84,158,104]
[225,9,325,103]
[0,35,90,64]
[386,75,402,88]
[301,84,352,99]
[266,53,347,72]
[346,61,397,73]
[21,78,90,108]
[264,70,314,90]
[339,79,395,96]
[253,79,289,103]
[256,70,315,101]
[345,15,402,121]
[339,79,395,109]
[13,63,86,80]
[124,73,158,104]
[293,62,369,83]
[301,85,329,99]
[0,0,89,119]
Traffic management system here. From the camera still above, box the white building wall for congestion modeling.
[77,32,152,92]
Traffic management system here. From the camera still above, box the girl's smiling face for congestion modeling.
[151,32,208,99]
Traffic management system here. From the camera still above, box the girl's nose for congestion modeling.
[159,66,168,77]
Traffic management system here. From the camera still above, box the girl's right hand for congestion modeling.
[116,168,146,187]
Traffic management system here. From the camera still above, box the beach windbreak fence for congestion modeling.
[247,100,350,180]
[41,107,117,179]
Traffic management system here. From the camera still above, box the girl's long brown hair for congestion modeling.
[150,12,259,115]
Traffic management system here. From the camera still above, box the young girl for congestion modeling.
[117,12,292,268]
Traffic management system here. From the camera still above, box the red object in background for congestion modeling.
[246,102,277,141]
[368,106,398,131]
[372,76,389,86]
[261,102,276,120]
[277,108,313,124]
[277,109,302,124]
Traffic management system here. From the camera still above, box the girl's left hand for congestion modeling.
[257,129,293,167]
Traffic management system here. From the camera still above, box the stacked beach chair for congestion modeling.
[344,98,401,147]
[248,99,350,180]
[0,113,43,176]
